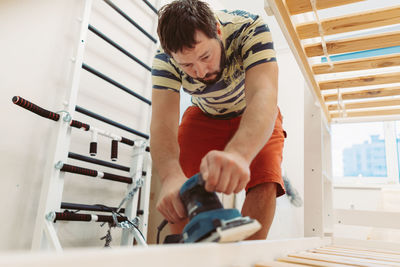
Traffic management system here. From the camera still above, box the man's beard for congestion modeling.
[197,40,226,85]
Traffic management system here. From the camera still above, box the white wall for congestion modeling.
[0,0,158,251]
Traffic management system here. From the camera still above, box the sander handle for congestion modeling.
[179,173,223,220]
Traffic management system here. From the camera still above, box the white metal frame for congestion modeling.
[31,0,152,250]
[31,0,93,250]
[121,140,148,246]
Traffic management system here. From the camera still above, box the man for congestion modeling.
[150,0,285,240]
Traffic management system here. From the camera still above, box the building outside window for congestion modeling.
[331,121,399,184]
[342,135,387,177]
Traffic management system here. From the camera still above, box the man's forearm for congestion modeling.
[225,86,278,164]
[150,125,186,183]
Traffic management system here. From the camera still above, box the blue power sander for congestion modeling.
[177,173,261,243]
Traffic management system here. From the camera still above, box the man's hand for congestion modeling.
[156,175,188,223]
[200,150,250,194]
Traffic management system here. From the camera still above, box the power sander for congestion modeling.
[161,173,261,243]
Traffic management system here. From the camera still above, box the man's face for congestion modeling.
[172,30,224,85]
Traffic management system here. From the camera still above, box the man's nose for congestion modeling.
[195,64,207,79]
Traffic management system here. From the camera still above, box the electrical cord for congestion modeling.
[156,219,169,244]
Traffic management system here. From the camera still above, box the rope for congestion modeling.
[337,87,347,118]
[310,0,334,70]
[100,224,113,248]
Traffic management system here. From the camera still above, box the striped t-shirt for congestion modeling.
[151,10,276,118]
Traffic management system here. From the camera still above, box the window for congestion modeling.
[331,121,399,183]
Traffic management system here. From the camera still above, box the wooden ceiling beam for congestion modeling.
[328,98,400,111]
[296,6,400,39]
[268,0,331,121]
[331,108,400,118]
[313,54,400,74]
[319,72,400,90]
[324,86,400,102]
[304,31,400,57]
[285,0,365,15]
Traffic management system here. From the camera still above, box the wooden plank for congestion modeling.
[268,0,331,121]
[327,98,400,111]
[328,245,400,256]
[286,0,365,15]
[315,248,400,260]
[334,209,400,229]
[332,238,400,254]
[322,246,400,257]
[0,237,330,267]
[323,86,400,102]
[288,251,400,266]
[255,261,308,267]
[313,54,400,74]
[310,248,400,263]
[319,72,400,90]
[331,108,400,118]
[277,256,348,266]
[296,6,400,39]
[304,31,400,57]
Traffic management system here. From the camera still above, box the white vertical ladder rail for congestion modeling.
[120,140,147,246]
[31,0,93,251]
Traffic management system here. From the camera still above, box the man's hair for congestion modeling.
[157,0,218,56]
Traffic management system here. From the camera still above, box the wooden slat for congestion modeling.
[255,261,308,267]
[269,0,331,121]
[313,54,400,74]
[310,248,400,263]
[286,0,365,15]
[288,251,400,266]
[296,6,400,39]
[313,248,400,261]
[331,107,400,118]
[322,246,400,257]
[328,246,400,256]
[304,31,400,57]
[324,86,400,102]
[319,72,400,90]
[328,98,400,111]
[334,209,400,229]
[278,256,346,266]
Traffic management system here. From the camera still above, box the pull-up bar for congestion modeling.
[59,163,133,184]
[12,96,146,160]
[12,96,60,121]
[53,212,127,223]
[103,0,157,44]
[68,152,130,172]
[61,202,126,214]
[60,202,144,216]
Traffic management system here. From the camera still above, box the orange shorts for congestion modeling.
[178,106,286,197]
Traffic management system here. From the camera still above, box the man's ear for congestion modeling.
[216,22,222,38]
